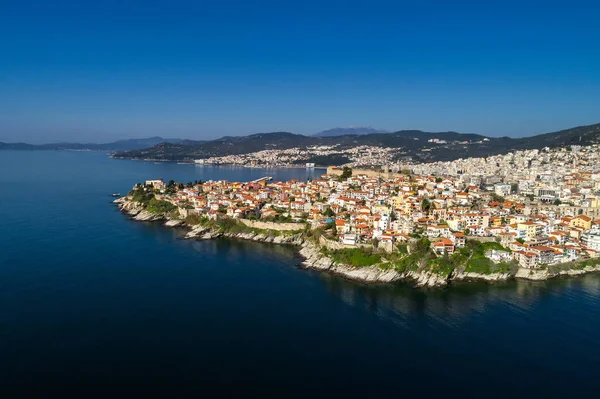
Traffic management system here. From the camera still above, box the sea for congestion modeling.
[1,150,599,397]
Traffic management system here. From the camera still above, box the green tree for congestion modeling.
[553,199,562,206]
[421,198,431,212]
[490,193,505,202]
[339,166,353,180]
[413,237,431,253]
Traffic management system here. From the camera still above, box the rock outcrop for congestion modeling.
[165,219,183,227]
[298,241,452,287]
[298,241,403,283]
[133,210,164,222]
[452,270,512,283]
[114,197,164,222]
[515,264,600,281]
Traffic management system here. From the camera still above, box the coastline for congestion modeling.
[110,155,329,169]
[114,196,600,288]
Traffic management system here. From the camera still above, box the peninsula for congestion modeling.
[114,144,600,287]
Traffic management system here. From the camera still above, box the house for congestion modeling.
[515,251,540,269]
[426,224,451,238]
[450,232,466,248]
[233,208,245,218]
[486,249,512,263]
[499,232,516,247]
[490,216,503,228]
[432,239,455,255]
[468,225,486,236]
[462,213,490,228]
[570,215,592,230]
[582,231,600,251]
[517,221,538,241]
[528,246,556,265]
[341,233,357,246]
[261,208,279,219]
[335,220,349,234]
[145,179,166,190]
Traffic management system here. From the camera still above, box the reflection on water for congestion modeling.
[318,267,600,325]
[127,216,600,328]
[188,236,299,263]
[173,228,600,328]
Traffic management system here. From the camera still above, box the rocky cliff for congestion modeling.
[114,196,600,288]
[114,197,165,222]
[514,265,600,281]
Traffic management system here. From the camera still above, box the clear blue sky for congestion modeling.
[1,0,599,143]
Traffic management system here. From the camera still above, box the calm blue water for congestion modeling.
[1,151,599,397]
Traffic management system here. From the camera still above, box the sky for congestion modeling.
[1,0,599,143]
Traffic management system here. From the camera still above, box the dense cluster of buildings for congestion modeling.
[145,144,600,269]
[194,145,394,168]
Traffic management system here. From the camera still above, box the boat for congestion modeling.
[111,193,121,197]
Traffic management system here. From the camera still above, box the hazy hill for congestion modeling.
[0,136,205,151]
[118,132,313,161]
[6,123,600,165]
[114,123,600,163]
[314,127,388,137]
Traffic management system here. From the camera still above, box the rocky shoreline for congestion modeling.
[114,197,600,288]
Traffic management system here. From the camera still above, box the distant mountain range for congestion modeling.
[0,136,205,152]
[313,127,388,137]
[4,123,600,165]
[113,123,600,164]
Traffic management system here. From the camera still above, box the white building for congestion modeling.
[494,183,512,197]
[581,231,600,251]
[341,233,357,246]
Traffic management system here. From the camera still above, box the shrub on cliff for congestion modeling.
[548,259,599,273]
[322,247,381,268]
[463,240,513,274]
[146,198,176,215]
[129,186,154,205]
[184,214,204,225]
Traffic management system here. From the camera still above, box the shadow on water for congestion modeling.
[125,215,600,320]
[306,260,600,324]
[134,214,600,328]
